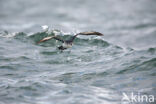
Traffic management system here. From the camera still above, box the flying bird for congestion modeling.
[38,31,104,50]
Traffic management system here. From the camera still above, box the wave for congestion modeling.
[116,50,156,75]
[0,29,110,48]
[1,28,155,75]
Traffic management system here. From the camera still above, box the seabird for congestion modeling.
[38,31,104,50]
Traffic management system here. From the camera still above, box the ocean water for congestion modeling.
[0,0,156,104]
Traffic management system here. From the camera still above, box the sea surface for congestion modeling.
[0,0,156,104]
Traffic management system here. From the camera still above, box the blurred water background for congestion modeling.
[0,0,156,104]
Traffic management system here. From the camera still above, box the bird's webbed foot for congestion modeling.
[58,46,67,50]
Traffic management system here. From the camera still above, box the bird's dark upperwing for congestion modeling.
[70,31,104,42]
[78,31,104,36]
[37,36,64,44]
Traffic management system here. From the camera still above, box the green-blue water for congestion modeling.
[0,0,156,104]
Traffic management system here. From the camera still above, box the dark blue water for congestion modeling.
[0,0,156,104]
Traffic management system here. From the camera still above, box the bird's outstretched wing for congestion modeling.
[37,36,64,44]
[70,31,104,42]
[78,31,104,36]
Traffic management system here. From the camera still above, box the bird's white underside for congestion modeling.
[63,43,72,48]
